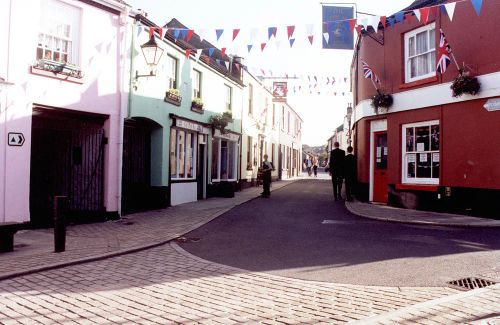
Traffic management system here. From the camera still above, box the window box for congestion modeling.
[191,97,204,113]
[165,89,182,106]
[31,59,84,82]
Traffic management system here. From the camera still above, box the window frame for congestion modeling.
[167,55,178,90]
[211,137,238,181]
[224,84,232,112]
[192,69,202,99]
[248,84,253,115]
[404,23,436,83]
[170,128,197,180]
[401,120,440,185]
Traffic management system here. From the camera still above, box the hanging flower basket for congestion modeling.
[164,88,182,106]
[370,91,393,114]
[209,112,232,134]
[451,70,480,97]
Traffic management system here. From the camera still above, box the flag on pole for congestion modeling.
[361,60,380,83]
[436,29,451,74]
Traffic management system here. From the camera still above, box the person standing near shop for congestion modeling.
[329,142,345,201]
[261,154,274,198]
[344,146,357,201]
[313,157,319,177]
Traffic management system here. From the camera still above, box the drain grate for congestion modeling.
[447,277,496,290]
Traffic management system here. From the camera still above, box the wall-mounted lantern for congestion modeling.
[136,35,164,79]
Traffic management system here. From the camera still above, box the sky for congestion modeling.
[126,0,414,146]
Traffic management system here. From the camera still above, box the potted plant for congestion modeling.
[451,70,480,97]
[209,112,232,134]
[371,90,393,114]
[191,97,204,112]
[165,88,182,105]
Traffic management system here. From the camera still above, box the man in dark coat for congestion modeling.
[344,146,357,201]
[329,142,345,201]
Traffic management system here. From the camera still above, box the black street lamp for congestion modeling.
[136,35,164,79]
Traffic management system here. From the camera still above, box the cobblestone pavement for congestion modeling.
[1,176,499,324]
[0,242,460,324]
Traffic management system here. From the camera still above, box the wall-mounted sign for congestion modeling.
[322,6,354,50]
[214,129,240,142]
[8,132,25,146]
[483,98,500,112]
[272,82,287,102]
[175,118,209,134]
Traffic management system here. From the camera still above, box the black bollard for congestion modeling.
[53,196,68,253]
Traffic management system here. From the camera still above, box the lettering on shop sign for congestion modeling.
[176,119,209,134]
[8,132,25,146]
[214,129,240,142]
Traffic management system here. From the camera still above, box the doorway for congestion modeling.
[373,131,388,203]
[197,142,206,199]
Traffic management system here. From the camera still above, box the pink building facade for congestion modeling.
[0,0,129,225]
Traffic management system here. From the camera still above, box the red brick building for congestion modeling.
[351,0,500,217]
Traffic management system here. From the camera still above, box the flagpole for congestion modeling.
[370,79,378,91]
[450,52,460,71]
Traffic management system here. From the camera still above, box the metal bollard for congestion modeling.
[53,196,68,253]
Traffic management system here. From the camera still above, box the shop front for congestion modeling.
[209,129,240,198]
[169,116,210,206]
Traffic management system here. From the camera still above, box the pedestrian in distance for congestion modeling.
[306,156,312,176]
[329,142,345,201]
[344,146,357,202]
[261,154,274,198]
[313,157,318,177]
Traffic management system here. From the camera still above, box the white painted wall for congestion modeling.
[171,182,198,206]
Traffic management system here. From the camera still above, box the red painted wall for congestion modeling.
[354,119,371,183]
[355,1,500,105]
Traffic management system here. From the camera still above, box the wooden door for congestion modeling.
[373,132,388,203]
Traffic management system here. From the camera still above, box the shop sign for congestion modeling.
[8,132,25,146]
[175,118,209,134]
[214,129,240,142]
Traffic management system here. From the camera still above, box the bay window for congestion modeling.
[404,23,436,83]
[402,120,440,184]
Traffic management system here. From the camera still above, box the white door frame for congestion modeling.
[369,119,387,202]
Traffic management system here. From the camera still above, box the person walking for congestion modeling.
[329,142,345,201]
[344,146,357,201]
[261,154,274,198]
[312,157,318,177]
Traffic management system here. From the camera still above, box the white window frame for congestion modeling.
[404,23,436,83]
[401,120,440,185]
[224,84,232,112]
[37,0,81,66]
[167,55,178,89]
[211,138,238,182]
[170,128,197,180]
[192,69,202,99]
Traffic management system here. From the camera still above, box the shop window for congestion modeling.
[212,138,238,181]
[171,128,196,180]
[402,120,439,184]
[404,23,436,83]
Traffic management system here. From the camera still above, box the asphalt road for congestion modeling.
[180,179,500,287]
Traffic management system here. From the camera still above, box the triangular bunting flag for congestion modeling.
[404,13,413,23]
[186,29,194,42]
[380,16,387,27]
[355,25,362,35]
[369,16,380,31]
[348,19,357,32]
[174,29,181,40]
[208,48,215,57]
[419,7,430,25]
[195,50,202,61]
[323,32,330,44]
[224,61,229,69]
[395,11,404,23]
[137,26,143,37]
[287,26,295,39]
[197,29,208,41]
[247,44,253,53]
[185,49,192,58]
[471,0,482,16]
[289,38,295,47]
[306,24,314,35]
[388,17,395,27]
[221,48,226,57]
[268,27,277,40]
[158,28,164,39]
[261,43,267,51]
[308,35,314,45]
[232,29,240,41]
[444,3,456,20]
[180,29,188,40]
[215,29,224,41]
[413,9,421,22]
[250,28,259,41]
[149,28,154,39]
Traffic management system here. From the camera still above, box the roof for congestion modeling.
[336,124,344,132]
[402,0,449,11]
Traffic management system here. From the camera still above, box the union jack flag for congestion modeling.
[436,29,452,74]
[361,60,380,83]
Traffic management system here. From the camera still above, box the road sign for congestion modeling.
[8,132,25,146]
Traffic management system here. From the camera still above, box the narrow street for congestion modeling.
[181,179,500,287]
